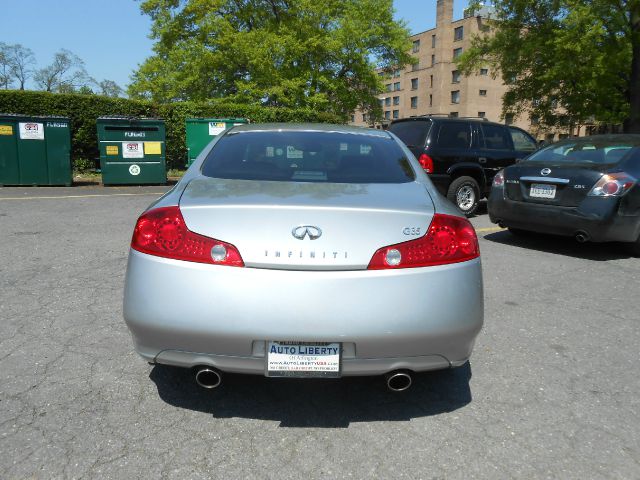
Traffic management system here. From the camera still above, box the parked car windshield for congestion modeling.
[388,120,431,147]
[524,136,640,165]
[202,130,416,183]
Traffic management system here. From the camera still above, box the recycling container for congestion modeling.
[0,114,72,186]
[97,117,166,185]
[185,118,248,166]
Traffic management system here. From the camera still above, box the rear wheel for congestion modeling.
[627,234,640,257]
[447,176,480,217]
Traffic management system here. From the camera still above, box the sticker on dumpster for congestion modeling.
[0,125,13,135]
[106,145,119,155]
[19,122,45,140]
[129,164,141,176]
[122,142,144,159]
[208,122,226,136]
[144,141,162,155]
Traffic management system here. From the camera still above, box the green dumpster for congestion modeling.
[0,114,72,186]
[97,117,167,185]
[185,118,248,166]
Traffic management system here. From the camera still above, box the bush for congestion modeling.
[0,90,343,170]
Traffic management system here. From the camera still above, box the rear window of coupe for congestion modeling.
[201,131,416,183]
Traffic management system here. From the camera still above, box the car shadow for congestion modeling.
[149,363,473,428]
[483,230,633,261]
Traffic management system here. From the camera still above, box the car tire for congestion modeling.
[447,176,480,217]
[627,234,640,257]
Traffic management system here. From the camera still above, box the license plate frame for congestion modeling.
[265,341,342,378]
[530,183,556,199]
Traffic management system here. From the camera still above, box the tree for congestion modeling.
[0,43,13,89]
[129,0,413,118]
[34,49,91,93]
[98,79,123,97]
[457,0,640,133]
[7,44,35,90]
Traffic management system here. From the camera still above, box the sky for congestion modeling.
[0,0,470,91]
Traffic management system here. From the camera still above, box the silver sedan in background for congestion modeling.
[123,124,483,391]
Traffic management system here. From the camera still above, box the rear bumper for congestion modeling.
[123,250,484,376]
[488,187,640,242]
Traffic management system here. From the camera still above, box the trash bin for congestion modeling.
[185,118,248,166]
[0,114,72,186]
[97,117,167,185]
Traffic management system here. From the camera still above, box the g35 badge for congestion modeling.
[403,227,421,236]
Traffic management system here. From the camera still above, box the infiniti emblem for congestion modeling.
[541,168,552,176]
[292,225,322,240]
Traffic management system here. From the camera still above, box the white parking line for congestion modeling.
[475,226,505,233]
[0,192,166,201]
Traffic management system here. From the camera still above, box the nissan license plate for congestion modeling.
[530,183,556,199]
[266,341,341,378]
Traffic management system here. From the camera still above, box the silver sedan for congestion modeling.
[123,124,483,391]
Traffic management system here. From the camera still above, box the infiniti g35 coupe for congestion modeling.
[123,124,484,391]
[489,135,640,255]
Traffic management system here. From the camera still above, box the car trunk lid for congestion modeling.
[179,177,435,270]
[504,163,604,207]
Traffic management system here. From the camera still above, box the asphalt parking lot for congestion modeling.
[1,185,639,479]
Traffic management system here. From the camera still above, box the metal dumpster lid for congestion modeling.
[0,113,70,121]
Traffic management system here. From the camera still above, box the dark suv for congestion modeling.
[388,116,538,215]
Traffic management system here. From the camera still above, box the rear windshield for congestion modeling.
[201,130,415,183]
[388,120,431,148]
[524,137,640,165]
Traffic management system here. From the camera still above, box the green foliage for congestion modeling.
[457,0,640,132]
[0,90,342,169]
[129,0,413,119]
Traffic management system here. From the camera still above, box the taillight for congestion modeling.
[367,214,479,269]
[493,169,505,187]
[131,206,244,266]
[588,173,636,197]
[418,153,434,173]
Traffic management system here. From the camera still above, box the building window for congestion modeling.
[505,113,514,125]
[411,78,418,90]
[412,40,420,53]
[452,70,461,83]
[531,115,540,125]
[430,75,434,87]
[392,110,399,119]
[350,115,355,123]
[479,89,487,96]
[454,26,464,41]
[431,34,436,48]
[393,82,401,91]
[412,61,420,71]
[393,96,400,105]
[451,90,460,104]
[386,84,392,92]
[450,112,459,117]
[478,112,486,118]
[480,68,489,76]
[453,47,463,59]
[429,94,433,107]
[393,69,401,78]
[362,114,367,122]
[411,96,418,109]
[384,97,391,107]
[384,111,391,120]
[431,54,436,66]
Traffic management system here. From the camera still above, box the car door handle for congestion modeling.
[478,157,487,164]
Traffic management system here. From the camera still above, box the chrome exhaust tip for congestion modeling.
[385,370,413,392]
[575,231,590,243]
[195,366,222,389]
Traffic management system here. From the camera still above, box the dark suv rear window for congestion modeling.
[202,130,415,183]
[388,120,431,147]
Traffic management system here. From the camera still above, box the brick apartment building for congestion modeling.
[350,0,570,141]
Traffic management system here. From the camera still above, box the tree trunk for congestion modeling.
[627,7,640,133]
